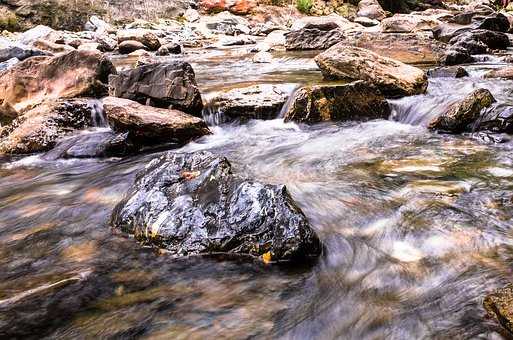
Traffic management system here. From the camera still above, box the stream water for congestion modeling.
[1,48,513,339]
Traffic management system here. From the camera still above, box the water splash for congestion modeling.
[87,99,108,128]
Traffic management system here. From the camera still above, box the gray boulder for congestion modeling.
[108,61,203,116]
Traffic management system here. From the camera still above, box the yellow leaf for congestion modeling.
[262,251,272,264]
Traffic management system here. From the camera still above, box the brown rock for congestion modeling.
[335,31,445,65]
[32,39,75,54]
[315,45,428,97]
[284,81,390,124]
[357,0,386,21]
[484,66,513,79]
[117,29,161,51]
[0,99,96,154]
[381,14,442,33]
[0,50,115,123]
[103,97,210,146]
[428,88,495,133]
[118,40,147,54]
[484,285,513,336]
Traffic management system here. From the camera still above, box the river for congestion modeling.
[1,46,513,339]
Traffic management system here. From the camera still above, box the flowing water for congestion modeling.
[1,48,513,339]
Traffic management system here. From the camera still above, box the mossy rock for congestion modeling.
[0,8,20,32]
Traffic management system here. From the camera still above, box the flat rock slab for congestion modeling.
[315,45,428,97]
[103,97,210,147]
[111,151,322,262]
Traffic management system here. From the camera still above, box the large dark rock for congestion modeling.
[477,13,510,33]
[484,285,513,336]
[284,81,390,124]
[0,99,98,154]
[111,151,322,262]
[102,97,210,147]
[284,24,344,50]
[440,47,474,66]
[108,61,203,116]
[315,45,428,97]
[207,84,291,122]
[118,40,147,54]
[449,29,511,53]
[0,50,115,122]
[428,88,496,133]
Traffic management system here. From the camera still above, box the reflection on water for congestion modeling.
[1,47,513,339]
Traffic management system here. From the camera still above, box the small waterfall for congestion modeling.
[278,85,300,118]
[87,99,109,128]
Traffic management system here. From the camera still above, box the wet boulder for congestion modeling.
[484,285,513,336]
[207,84,292,122]
[315,45,428,97]
[0,50,116,122]
[117,29,161,51]
[440,47,474,66]
[428,88,496,133]
[284,81,390,124]
[102,97,210,147]
[0,99,98,154]
[108,61,203,116]
[111,151,322,261]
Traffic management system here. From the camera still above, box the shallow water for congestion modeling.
[1,48,513,339]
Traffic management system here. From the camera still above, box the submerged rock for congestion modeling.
[0,50,115,122]
[111,151,322,261]
[484,285,513,336]
[428,88,496,133]
[315,45,428,97]
[0,99,97,154]
[207,84,291,122]
[427,66,469,78]
[102,97,210,147]
[43,130,135,160]
[108,61,203,116]
[284,81,390,124]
